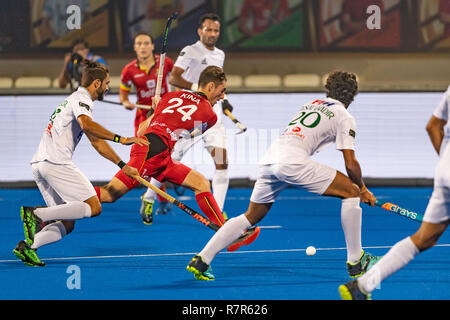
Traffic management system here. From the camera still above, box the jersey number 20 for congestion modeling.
[162,98,198,122]
[289,111,321,128]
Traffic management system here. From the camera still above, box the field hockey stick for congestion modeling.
[374,199,424,223]
[224,109,247,134]
[101,99,153,110]
[134,175,220,231]
[134,175,260,251]
[155,12,178,99]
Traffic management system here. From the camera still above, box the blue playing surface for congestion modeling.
[0,187,449,300]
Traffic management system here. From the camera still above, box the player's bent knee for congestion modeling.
[86,196,102,217]
[324,172,360,199]
[197,177,211,193]
[192,171,211,193]
[345,183,360,199]
[336,183,360,199]
[103,183,125,203]
[343,183,361,199]
[182,170,211,193]
[98,186,113,203]
[89,203,102,217]
[84,195,102,217]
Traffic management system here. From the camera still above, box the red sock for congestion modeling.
[94,186,101,202]
[157,184,168,203]
[195,192,226,226]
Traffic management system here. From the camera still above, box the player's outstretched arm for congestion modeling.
[85,133,140,180]
[85,133,123,165]
[77,115,148,146]
[341,149,363,187]
[341,149,375,206]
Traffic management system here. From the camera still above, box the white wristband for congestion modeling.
[190,83,198,92]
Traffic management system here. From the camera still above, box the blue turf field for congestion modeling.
[0,187,449,300]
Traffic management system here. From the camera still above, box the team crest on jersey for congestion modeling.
[201,58,207,65]
[146,79,156,88]
[349,129,356,138]
[180,51,186,56]
[79,102,90,111]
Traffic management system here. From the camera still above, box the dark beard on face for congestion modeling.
[201,36,217,48]
[97,87,106,101]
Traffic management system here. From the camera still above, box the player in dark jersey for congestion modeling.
[95,68,260,258]
[120,32,175,223]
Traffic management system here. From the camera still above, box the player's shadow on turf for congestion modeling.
[127,263,345,291]
[128,278,343,292]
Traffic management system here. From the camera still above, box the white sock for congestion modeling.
[212,169,229,211]
[341,197,363,263]
[34,201,91,222]
[31,221,67,249]
[144,178,162,202]
[199,214,251,265]
[357,237,419,294]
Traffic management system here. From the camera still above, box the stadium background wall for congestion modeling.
[0,92,445,188]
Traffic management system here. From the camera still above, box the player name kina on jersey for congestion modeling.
[261,98,357,165]
[144,90,218,150]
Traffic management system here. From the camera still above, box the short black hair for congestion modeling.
[325,71,358,107]
[133,32,154,44]
[198,13,221,29]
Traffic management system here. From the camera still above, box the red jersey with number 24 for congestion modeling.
[144,90,217,150]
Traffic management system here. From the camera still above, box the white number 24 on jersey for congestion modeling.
[162,98,197,122]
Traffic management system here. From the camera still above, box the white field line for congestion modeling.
[1,244,449,264]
